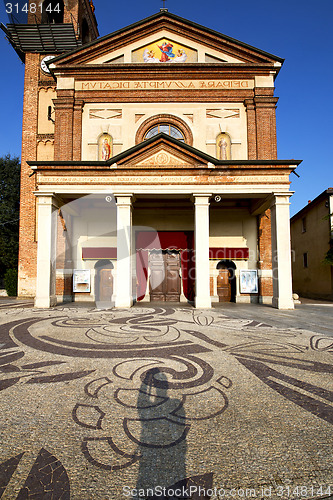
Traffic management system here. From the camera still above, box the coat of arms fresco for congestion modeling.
[132,39,198,63]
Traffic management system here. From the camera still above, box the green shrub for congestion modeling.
[4,268,18,297]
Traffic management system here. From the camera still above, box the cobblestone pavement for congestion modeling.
[0,300,332,500]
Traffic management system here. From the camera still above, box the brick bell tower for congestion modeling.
[1,0,98,297]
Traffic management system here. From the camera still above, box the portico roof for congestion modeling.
[28,133,302,170]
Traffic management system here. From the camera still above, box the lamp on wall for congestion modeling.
[47,106,55,124]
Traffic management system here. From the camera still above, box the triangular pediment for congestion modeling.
[135,147,193,167]
[49,11,283,70]
[109,134,215,168]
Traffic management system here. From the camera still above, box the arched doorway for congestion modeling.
[94,260,113,303]
[216,260,236,302]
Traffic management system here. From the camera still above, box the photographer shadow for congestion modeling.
[134,367,188,499]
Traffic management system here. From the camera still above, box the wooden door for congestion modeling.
[165,252,181,302]
[149,252,166,301]
[217,269,231,302]
[149,251,181,301]
[99,269,113,301]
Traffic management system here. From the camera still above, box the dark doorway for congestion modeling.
[149,250,181,302]
[216,260,236,303]
[94,260,113,303]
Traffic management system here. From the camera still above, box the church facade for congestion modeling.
[6,1,300,308]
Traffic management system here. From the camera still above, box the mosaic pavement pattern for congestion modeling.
[0,302,332,499]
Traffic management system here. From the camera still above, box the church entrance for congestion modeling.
[149,250,181,302]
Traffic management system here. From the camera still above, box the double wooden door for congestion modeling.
[149,250,181,302]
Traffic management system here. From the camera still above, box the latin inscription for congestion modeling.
[37,174,288,185]
[75,80,254,91]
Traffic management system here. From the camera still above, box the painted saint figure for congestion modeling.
[157,42,175,62]
[218,137,228,160]
[101,138,111,161]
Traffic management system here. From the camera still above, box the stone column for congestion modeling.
[115,195,133,308]
[35,194,59,308]
[194,194,212,308]
[270,195,294,309]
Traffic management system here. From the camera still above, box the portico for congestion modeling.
[31,133,299,309]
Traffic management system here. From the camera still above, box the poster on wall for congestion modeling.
[240,270,258,294]
[73,269,91,293]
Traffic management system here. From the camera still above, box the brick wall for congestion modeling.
[258,209,273,297]
[18,53,40,297]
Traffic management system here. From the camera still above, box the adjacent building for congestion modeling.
[291,189,333,300]
[2,0,301,309]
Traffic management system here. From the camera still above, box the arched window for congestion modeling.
[98,134,112,161]
[135,114,193,145]
[144,124,185,142]
[41,0,64,23]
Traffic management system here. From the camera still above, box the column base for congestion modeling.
[56,294,73,303]
[195,296,212,308]
[272,296,294,310]
[259,296,273,305]
[34,295,57,308]
[96,300,115,310]
[115,296,133,308]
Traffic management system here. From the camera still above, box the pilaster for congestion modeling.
[73,99,84,161]
[53,90,75,161]
[244,99,257,160]
[254,96,278,160]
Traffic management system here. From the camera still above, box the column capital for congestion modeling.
[52,96,75,110]
[269,193,293,207]
[73,99,85,111]
[116,194,134,206]
[244,98,255,110]
[192,194,212,205]
[34,192,61,209]
[253,96,279,108]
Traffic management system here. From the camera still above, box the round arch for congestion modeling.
[135,114,193,145]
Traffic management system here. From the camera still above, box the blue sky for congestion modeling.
[0,0,332,216]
